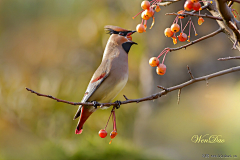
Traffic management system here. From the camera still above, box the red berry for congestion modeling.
[193,2,201,11]
[156,64,167,75]
[98,129,107,138]
[149,57,159,67]
[141,1,150,10]
[110,130,118,139]
[184,0,194,11]
[136,24,145,33]
[171,23,180,33]
[177,32,187,42]
[164,28,174,37]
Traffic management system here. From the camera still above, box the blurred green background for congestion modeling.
[0,0,240,159]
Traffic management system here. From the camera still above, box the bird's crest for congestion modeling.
[105,25,130,35]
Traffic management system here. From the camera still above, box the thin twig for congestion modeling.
[187,65,194,79]
[157,85,169,92]
[218,56,240,61]
[228,1,234,7]
[123,95,129,100]
[157,0,180,6]
[177,89,181,105]
[26,66,240,108]
[166,12,223,21]
[169,28,223,52]
[229,0,240,3]
[192,3,210,13]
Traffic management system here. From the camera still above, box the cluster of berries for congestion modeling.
[133,0,162,33]
[98,109,118,144]
[163,0,212,45]
[184,0,205,25]
[149,48,170,75]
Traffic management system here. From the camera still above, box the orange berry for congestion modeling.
[177,32,187,42]
[171,23,180,33]
[164,28,174,37]
[172,36,178,45]
[184,0,194,11]
[141,1,150,10]
[110,130,118,139]
[145,8,154,18]
[149,57,159,67]
[141,10,150,20]
[198,17,204,25]
[156,64,166,75]
[177,10,185,19]
[193,2,201,11]
[155,5,161,12]
[98,129,107,138]
[191,0,199,2]
[136,24,145,33]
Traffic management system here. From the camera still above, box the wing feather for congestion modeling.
[73,59,111,119]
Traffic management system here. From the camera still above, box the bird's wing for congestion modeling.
[73,59,111,119]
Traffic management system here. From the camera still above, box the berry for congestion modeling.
[98,129,107,138]
[145,8,154,18]
[193,2,201,11]
[184,0,194,11]
[141,1,150,10]
[191,0,199,2]
[110,130,118,139]
[172,36,178,45]
[136,24,145,33]
[177,10,185,19]
[155,5,161,12]
[141,11,150,20]
[171,23,180,33]
[198,17,204,25]
[177,32,187,42]
[149,57,159,67]
[164,28,174,37]
[156,64,167,75]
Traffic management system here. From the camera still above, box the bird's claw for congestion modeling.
[92,101,99,109]
[114,100,121,109]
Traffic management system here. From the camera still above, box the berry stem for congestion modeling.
[180,18,183,32]
[190,20,198,36]
[162,49,170,64]
[144,20,147,29]
[157,48,169,59]
[104,109,114,130]
[112,109,117,131]
[132,10,144,19]
[182,18,191,32]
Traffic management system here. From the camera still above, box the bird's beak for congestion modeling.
[127,31,137,45]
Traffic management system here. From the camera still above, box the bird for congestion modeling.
[74,25,137,134]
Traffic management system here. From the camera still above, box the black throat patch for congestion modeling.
[122,42,134,54]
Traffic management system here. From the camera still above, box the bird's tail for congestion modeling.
[75,106,93,134]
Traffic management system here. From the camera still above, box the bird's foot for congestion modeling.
[92,101,99,109]
[114,100,121,109]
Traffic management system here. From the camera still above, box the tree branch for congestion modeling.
[215,0,240,49]
[165,12,223,21]
[169,27,223,52]
[26,66,240,108]
[218,56,240,60]
[229,0,240,3]
[157,0,181,6]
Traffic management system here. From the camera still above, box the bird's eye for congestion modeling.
[119,32,124,36]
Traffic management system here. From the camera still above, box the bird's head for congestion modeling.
[105,25,137,54]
